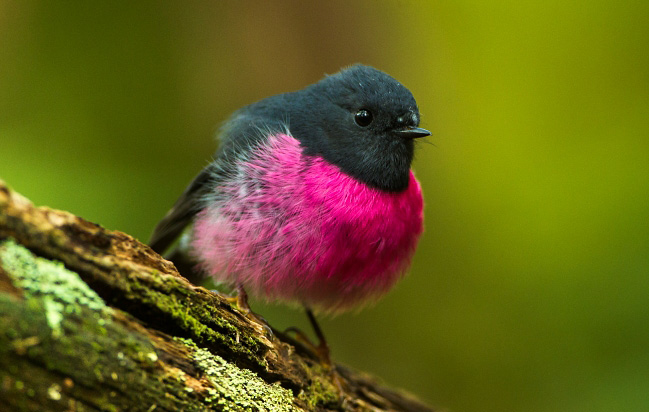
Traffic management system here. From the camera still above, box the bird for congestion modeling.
[149,64,429,363]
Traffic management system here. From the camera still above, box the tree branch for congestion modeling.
[0,179,434,411]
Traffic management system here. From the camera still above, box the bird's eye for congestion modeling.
[354,109,373,127]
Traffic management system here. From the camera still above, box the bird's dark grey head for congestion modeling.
[290,64,429,192]
[224,64,429,192]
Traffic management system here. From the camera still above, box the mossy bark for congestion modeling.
[0,180,434,412]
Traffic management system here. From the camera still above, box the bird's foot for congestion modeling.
[210,286,273,340]
[284,326,346,397]
[284,326,332,367]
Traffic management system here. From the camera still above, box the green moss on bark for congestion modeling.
[0,238,110,336]
[0,239,208,411]
[177,337,296,411]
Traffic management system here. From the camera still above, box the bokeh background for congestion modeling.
[1,2,648,411]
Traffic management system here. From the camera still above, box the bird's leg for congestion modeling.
[212,284,272,339]
[284,308,346,395]
[235,283,252,314]
[306,308,332,367]
[285,307,332,367]
[304,308,346,393]
[212,283,252,313]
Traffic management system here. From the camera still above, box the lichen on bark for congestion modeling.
[0,179,434,411]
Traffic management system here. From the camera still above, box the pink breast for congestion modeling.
[192,134,423,312]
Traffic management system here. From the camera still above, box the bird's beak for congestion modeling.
[395,127,431,138]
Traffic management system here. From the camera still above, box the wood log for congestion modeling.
[0,179,434,411]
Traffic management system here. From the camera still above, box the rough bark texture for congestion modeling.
[0,180,434,412]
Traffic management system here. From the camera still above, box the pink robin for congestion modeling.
[149,64,428,364]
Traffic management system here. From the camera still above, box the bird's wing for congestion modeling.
[148,167,213,254]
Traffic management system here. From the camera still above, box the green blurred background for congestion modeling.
[1,2,648,411]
